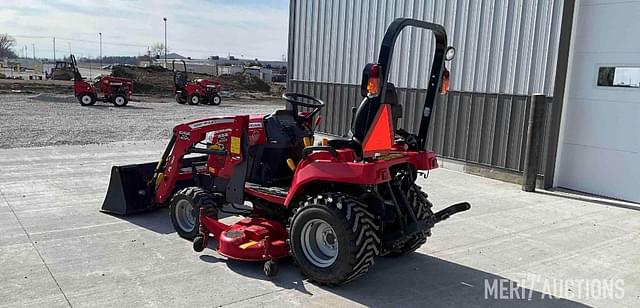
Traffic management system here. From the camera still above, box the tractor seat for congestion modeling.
[175,72,188,89]
[328,83,402,157]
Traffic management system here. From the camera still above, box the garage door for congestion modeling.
[556,0,640,203]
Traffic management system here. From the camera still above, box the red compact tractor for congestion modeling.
[173,60,222,106]
[101,19,468,285]
[70,55,133,107]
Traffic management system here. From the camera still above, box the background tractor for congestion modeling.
[173,59,222,106]
[48,60,74,80]
[101,18,468,285]
[70,54,133,107]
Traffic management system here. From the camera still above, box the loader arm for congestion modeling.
[153,115,249,204]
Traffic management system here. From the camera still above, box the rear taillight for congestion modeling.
[367,64,381,97]
[440,68,450,94]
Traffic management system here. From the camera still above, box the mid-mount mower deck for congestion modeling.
[101,18,470,285]
[70,54,133,107]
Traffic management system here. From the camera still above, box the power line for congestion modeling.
[10,34,148,48]
[10,34,284,60]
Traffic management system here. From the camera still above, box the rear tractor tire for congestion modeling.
[175,94,187,104]
[78,93,96,106]
[288,193,381,285]
[387,184,434,256]
[170,187,219,240]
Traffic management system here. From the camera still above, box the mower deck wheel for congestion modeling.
[78,93,96,106]
[193,235,206,252]
[288,193,381,285]
[264,260,279,277]
[112,94,128,107]
[188,94,201,105]
[170,187,218,240]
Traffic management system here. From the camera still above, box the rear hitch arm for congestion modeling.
[431,202,471,224]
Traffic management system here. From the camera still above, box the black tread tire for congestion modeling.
[170,187,218,240]
[78,93,96,106]
[175,94,186,104]
[187,94,200,105]
[288,193,381,285]
[111,94,128,107]
[387,184,433,256]
[210,94,222,106]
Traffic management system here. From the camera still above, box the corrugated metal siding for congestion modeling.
[291,0,563,96]
[288,0,563,175]
[290,80,552,172]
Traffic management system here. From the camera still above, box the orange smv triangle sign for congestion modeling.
[362,104,394,157]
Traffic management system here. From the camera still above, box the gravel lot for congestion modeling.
[0,94,283,148]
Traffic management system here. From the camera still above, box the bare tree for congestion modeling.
[0,34,17,58]
[150,42,166,57]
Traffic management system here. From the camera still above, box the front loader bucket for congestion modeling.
[101,162,158,215]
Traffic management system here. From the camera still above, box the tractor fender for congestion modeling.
[184,83,202,96]
[284,150,439,206]
[284,160,392,206]
[73,80,95,96]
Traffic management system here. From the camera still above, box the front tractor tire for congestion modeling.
[288,193,381,285]
[111,94,128,107]
[78,93,96,106]
[210,93,222,106]
[170,187,218,240]
[188,94,201,105]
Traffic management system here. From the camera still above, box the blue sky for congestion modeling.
[1,0,290,60]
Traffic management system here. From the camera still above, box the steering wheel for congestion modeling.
[282,92,325,123]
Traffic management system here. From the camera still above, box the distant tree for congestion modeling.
[150,42,166,57]
[0,34,17,58]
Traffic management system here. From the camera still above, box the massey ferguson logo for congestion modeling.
[248,122,263,129]
[189,118,235,129]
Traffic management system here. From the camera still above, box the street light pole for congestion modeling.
[99,32,102,67]
[163,17,167,68]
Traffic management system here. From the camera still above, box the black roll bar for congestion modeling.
[172,59,188,86]
[376,18,448,150]
[69,54,82,81]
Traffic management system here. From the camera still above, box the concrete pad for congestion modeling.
[0,243,68,307]
[0,141,638,307]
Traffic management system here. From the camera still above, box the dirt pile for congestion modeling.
[111,65,272,95]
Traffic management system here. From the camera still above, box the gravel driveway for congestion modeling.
[0,94,283,149]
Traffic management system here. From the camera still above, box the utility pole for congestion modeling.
[163,17,167,68]
[99,32,102,67]
[32,44,35,60]
[53,37,56,61]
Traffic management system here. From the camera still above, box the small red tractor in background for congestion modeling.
[173,60,222,106]
[102,19,467,285]
[70,54,133,107]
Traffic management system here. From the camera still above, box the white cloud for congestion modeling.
[1,0,289,60]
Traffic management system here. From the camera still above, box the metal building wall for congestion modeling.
[288,0,564,173]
